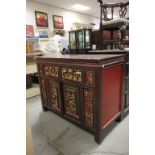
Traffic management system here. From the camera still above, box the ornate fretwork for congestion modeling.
[50,81,59,110]
[65,87,76,114]
[84,89,93,127]
[119,5,128,18]
[44,66,50,76]
[85,70,94,85]
[39,65,44,74]
[61,68,82,82]
[49,66,59,77]
[42,66,59,77]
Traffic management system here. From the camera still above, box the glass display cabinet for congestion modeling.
[69,29,92,54]
[77,29,92,54]
[69,31,77,54]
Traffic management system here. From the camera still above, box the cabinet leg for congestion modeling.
[116,114,123,122]
[42,105,49,111]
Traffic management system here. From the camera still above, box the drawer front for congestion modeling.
[63,84,80,121]
[61,67,83,83]
[38,65,59,77]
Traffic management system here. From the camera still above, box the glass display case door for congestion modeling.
[85,30,91,49]
[69,31,76,49]
[77,29,85,49]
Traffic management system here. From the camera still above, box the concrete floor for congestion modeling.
[27,96,129,155]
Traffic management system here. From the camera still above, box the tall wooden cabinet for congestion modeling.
[37,54,125,143]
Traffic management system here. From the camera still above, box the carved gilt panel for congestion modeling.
[50,81,60,111]
[63,85,79,119]
[49,66,59,77]
[61,67,82,82]
[84,89,94,127]
[85,70,94,85]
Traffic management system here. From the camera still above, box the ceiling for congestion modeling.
[31,0,129,18]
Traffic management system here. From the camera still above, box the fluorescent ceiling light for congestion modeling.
[72,4,90,11]
[107,14,118,19]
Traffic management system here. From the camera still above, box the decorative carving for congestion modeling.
[44,66,50,76]
[119,5,128,18]
[86,70,94,85]
[63,85,80,120]
[84,89,93,127]
[39,65,44,74]
[50,81,59,110]
[65,87,76,114]
[49,66,59,77]
[41,65,59,77]
[61,68,82,82]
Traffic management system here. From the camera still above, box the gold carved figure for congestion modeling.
[61,68,82,82]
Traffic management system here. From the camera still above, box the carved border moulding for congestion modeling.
[49,66,59,77]
[63,85,79,119]
[39,65,44,74]
[41,79,47,101]
[44,66,50,76]
[61,67,83,82]
[50,81,60,110]
[84,89,94,127]
[85,70,94,85]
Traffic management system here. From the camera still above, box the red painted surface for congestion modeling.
[102,65,123,127]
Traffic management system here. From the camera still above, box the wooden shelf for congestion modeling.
[26,51,44,58]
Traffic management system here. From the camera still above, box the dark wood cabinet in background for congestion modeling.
[37,54,126,143]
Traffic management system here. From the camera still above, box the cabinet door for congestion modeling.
[63,84,80,121]
[48,80,61,113]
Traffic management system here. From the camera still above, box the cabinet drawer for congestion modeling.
[38,65,59,77]
[61,67,83,83]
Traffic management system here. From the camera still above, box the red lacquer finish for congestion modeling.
[102,65,123,127]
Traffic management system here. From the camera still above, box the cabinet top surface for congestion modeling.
[37,54,125,64]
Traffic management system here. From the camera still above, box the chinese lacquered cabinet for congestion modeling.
[37,54,125,144]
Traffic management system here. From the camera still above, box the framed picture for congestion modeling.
[26,25,34,37]
[35,11,48,27]
[53,15,64,29]
[37,28,49,38]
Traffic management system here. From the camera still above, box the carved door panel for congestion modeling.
[48,80,61,113]
[63,84,80,121]
[84,89,94,128]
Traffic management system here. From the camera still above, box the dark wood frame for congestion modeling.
[53,15,64,29]
[35,11,48,27]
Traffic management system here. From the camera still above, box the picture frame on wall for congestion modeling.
[37,28,49,38]
[35,11,48,27]
[26,25,34,37]
[53,15,64,29]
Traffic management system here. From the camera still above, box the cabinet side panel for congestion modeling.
[102,65,123,127]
